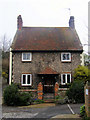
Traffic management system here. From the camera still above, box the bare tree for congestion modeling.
[0,34,12,52]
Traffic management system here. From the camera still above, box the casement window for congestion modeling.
[61,53,71,62]
[61,73,71,85]
[22,53,32,61]
[22,74,32,86]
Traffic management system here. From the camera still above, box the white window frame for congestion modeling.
[61,73,71,85]
[22,52,32,61]
[61,53,71,62]
[21,74,32,86]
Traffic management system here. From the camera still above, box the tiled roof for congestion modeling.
[11,27,83,51]
[39,67,58,74]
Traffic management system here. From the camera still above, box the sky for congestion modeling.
[0,0,89,53]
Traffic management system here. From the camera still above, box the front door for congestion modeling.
[43,75,55,93]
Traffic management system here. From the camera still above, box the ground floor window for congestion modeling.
[21,74,32,86]
[61,73,71,85]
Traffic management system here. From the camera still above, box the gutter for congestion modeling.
[9,48,12,85]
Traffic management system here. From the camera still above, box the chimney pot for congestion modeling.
[17,15,23,30]
[69,16,75,29]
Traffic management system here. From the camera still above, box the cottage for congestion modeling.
[9,15,83,100]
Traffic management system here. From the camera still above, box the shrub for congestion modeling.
[73,65,89,83]
[80,105,85,117]
[33,99,44,104]
[55,95,61,100]
[18,92,32,106]
[3,84,19,106]
[3,84,32,106]
[80,105,90,120]
[84,117,90,120]
[66,81,84,103]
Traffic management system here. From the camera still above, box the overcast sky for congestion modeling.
[0,0,89,53]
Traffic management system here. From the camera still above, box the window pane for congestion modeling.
[23,75,26,84]
[27,75,30,84]
[67,74,70,83]
[67,54,70,60]
[63,74,65,83]
[23,53,26,60]
[27,53,30,60]
[63,54,67,60]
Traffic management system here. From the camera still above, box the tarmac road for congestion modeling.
[2,103,83,119]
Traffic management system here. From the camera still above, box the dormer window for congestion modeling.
[22,53,32,61]
[61,53,71,62]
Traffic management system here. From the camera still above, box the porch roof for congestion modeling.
[38,67,59,74]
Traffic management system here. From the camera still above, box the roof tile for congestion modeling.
[11,27,83,51]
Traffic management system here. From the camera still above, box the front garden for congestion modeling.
[3,65,90,119]
[3,83,44,106]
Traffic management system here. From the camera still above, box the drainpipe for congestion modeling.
[9,48,12,85]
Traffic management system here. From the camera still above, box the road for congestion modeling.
[2,103,83,119]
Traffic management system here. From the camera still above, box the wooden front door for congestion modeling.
[43,75,55,93]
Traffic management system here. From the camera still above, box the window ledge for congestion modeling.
[22,61,32,63]
[19,89,37,92]
[21,84,32,86]
[61,61,71,63]
[58,88,69,91]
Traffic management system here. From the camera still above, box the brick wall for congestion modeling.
[55,82,59,97]
[38,82,43,100]
[85,82,90,117]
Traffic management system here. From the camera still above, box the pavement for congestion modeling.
[50,114,82,120]
[1,103,83,119]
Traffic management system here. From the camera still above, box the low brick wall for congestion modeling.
[58,88,69,98]
[84,82,90,117]
[19,89,37,98]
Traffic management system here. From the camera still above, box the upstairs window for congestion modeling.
[61,53,71,62]
[22,53,32,61]
[22,74,32,86]
[61,73,71,85]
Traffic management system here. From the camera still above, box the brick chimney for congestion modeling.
[69,16,75,29]
[17,15,23,30]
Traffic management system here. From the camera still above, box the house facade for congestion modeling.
[9,15,83,99]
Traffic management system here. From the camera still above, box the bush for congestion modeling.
[73,65,89,83]
[33,98,44,104]
[18,92,32,106]
[80,105,90,120]
[3,84,19,106]
[83,117,90,120]
[66,81,84,103]
[3,84,32,106]
[80,105,85,117]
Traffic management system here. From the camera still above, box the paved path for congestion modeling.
[2,103,83,119]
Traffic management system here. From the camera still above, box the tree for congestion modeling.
[0,34,12,52]
[73,65,90,83]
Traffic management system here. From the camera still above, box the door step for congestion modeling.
[44,99,55,103]
[43,93,55,103]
